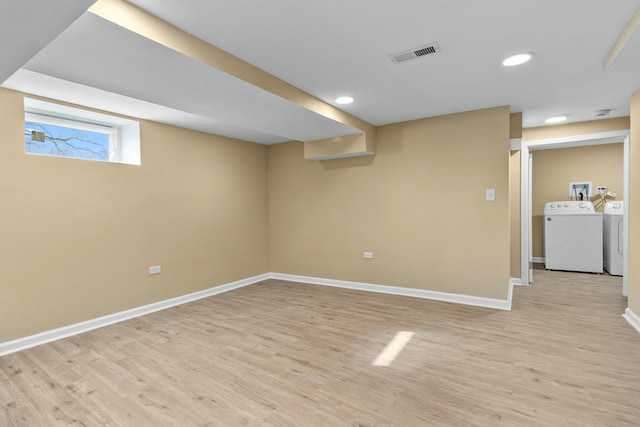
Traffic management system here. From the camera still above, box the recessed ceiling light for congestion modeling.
[336,96,354,105]
[502,53,533,67]
[545,115,568,124]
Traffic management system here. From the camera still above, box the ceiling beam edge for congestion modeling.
[603,6,640,71]
[304,132,376,161]
[88,0,375,143]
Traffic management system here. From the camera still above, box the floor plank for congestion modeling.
[1,270,639,426]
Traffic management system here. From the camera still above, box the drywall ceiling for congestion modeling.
[0,0,95,83]
[2,0,640,143]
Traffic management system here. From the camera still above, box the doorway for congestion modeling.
[519,130,630,294]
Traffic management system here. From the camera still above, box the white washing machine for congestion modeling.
[544,201,603,273]
[603,201,624,276]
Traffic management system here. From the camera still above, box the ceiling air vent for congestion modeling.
[389,42,441,65]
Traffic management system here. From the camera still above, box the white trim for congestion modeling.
[623,308,640,334]
[525,130,629,150]
[270,273,512,311]
[623,136,630,296]
[0,273,270,357]
[521,147,531,283]
[531,257,545,264]
[510,277,525,287]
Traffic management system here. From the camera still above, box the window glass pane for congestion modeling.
[25,121,110,162]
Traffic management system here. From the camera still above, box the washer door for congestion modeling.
[544,214,603,273]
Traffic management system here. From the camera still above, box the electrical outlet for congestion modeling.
[596,186,607,194]
[149,265,161,275]
[486,189,495,201]
[364,252,373,259]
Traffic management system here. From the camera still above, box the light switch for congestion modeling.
[486,189,496,201]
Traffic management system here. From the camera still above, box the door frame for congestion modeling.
[520,129,630,292]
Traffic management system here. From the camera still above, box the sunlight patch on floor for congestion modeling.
[372,331,415,367]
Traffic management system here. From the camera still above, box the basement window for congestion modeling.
[24,98,141,165]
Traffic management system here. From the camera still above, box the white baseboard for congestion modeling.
[623,308,640,334]
[270,273,512,311]
[531,257,545,264]
[1,271,515,357]
[0,273,270,357]
[510,277,524,287]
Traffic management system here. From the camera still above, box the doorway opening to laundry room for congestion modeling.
[519,130,630,295]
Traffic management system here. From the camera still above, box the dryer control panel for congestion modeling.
[544,201,595,214]
[604,201,624,214]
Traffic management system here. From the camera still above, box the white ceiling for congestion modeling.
[0,0,95,83]
[3,0,640,144]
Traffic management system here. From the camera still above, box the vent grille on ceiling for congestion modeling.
[389,42,441,64]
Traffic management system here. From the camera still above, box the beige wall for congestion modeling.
[629,89,640,314]
[0,88,269,342]
[510,113,523,139]
[268,106,511,300]
[3,78,636,343]
[531,144,624,258]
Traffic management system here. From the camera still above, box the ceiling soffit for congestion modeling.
[86,0,375,153]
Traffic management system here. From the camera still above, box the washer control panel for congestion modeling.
[544,201,596,214]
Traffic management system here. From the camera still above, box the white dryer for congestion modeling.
[544,201,603,273]
[603,201,624,276]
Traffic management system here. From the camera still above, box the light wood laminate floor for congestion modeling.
[1,270,639,426]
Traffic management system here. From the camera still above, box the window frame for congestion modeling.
[25,112,121,162]
[24,97,141,166]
